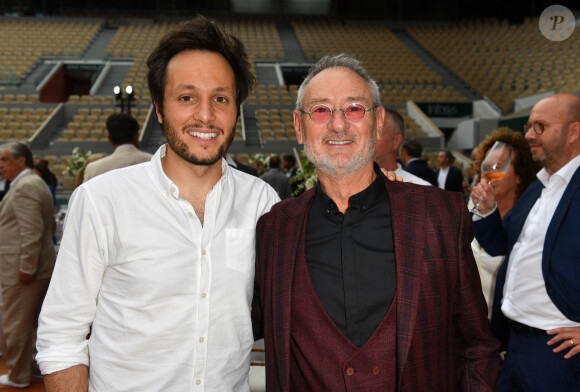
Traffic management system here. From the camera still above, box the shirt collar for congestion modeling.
[537,152,580,188]
[11,167,31,186]
[114,144,136,152]
[151,144,229,200]
[314,163,385,214]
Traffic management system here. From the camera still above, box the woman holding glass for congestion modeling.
[469,128,541,318]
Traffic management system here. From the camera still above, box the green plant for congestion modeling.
[62,147,91,176]
[249,153,275,171]
[290,152,318,196]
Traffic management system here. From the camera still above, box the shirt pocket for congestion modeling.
[225,228,255,275]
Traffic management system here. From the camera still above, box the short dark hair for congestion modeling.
[34,163,57,188]
[474,127,541,203]
[106,113,140,145]
[385,108,404,138]
[401,139,423,158]
[442,150,455,163]
[0,142,33,168]
[147,15,255,117]
[269,155,281,169]
[282,153,296,166]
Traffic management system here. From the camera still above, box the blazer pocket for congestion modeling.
[225,228,255,275]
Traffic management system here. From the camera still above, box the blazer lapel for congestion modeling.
[274,189,315,391]
[385,180,425,382]
[543,166,580,275]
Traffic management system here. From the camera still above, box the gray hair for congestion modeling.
[295,54,382,111]
[0,142,33,168]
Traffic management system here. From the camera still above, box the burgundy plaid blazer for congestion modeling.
[252,178,501,391]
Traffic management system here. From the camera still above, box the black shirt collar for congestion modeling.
[314,163,386,215]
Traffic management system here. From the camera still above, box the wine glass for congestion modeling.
[470,141,513,215]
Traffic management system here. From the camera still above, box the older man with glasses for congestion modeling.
[472,93,580,392]
[252,53,500,392]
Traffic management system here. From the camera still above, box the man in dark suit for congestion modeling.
[399,139,437,185]
[436,150,464,192]
[472,93,580,391]
[252,54,500,391]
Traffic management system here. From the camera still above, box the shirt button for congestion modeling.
[202,249,207,255]
[196,379,201,385]
[346,367,354,376]
[372,366,380,375]
[201,293,207,299]
[188,212,193,217]
[170,186,176,193]
[199,337,204,343]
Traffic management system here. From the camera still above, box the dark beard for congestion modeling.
[161,121,235,166]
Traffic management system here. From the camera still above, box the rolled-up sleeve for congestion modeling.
[36,186,108,375]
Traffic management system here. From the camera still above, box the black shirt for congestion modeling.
[305,165,396,347]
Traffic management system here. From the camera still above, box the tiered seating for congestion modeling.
[67,94,115,105]
[104,18,285,107]
[292,19,442,85]
[0,106,54,142]
[105,22,175,105]
[256,108,296,141]
[381,84,467,105]
[57,106,150,143]
[220,17,285,60]
[407,18,580,113]
[0,20,101,82]
[247,84,295,106]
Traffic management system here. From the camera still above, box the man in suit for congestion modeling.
[374,109,431,185]
[399,139,437,185]
[260,155,292,199]
[0,142,56,388]
[436,150,464,192]
[82,113,152,183]
[471,93,580,391]
[252,54,500,391]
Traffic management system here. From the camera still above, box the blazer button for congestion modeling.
[346,367,354,376]
[372,366,380,375]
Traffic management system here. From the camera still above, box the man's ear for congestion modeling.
[16,156,27,168]
[375,106,386,140]
[154,101,163,124]
[293,110,304,145]
[568,121,580,144]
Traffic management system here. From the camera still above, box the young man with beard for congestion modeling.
[251,54,500,391]
[36,17,279,391]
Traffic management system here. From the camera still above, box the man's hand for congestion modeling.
[19,271,35,284]
[380,168,404,182]
[470,179,496,215]
[547,327,580,359]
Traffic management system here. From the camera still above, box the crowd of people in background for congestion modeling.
[0,14,578,392]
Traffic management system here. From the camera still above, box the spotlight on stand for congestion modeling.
[113,85,135,114]
[125,85,135,114]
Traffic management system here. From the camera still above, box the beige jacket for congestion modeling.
[0,170,56,285]
[83,145,152,183]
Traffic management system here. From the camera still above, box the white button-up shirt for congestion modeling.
[502,153,580,330]
[36,145,280,391]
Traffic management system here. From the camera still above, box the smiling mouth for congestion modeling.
[327,140,352,145]
[189,131,218,140]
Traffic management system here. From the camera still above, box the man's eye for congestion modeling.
[180,96,192,102]
[313,106,328,114]
[215,96,229,103]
